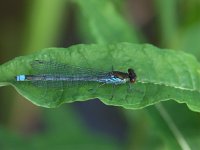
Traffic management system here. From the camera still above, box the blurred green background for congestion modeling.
[1,0,200,149]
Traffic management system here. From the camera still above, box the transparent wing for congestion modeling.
[30,60,110,89]
[32,80,91,88]
[31,60,107,76]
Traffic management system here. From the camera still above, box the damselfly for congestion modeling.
[15,60,137,87]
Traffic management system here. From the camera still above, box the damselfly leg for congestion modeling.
[110,84,116,100]
[88,83,106,93]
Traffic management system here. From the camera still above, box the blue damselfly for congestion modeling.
[16,60,137,86]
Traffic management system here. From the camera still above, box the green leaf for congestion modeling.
[1,43,200,111]
[177,23,200,60]
[146,101,200,150]
[74,0,138,43]
[0,105,121,150]
[24,0,69,53]
[154,0,178,46]
[126,101,200,149]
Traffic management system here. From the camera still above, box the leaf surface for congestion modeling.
[75,0,138,43]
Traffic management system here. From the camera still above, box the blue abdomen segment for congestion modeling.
[16,75,26,81]
[98,76,126,85]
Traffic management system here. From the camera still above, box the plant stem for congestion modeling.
[155,103,191,150]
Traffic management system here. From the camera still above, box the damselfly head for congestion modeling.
[128,68,136,83]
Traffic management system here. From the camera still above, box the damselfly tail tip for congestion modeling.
[15,75,25,81]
